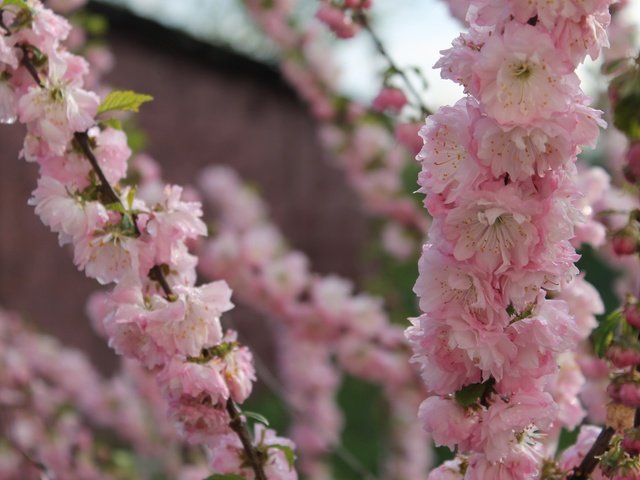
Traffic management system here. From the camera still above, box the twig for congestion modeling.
[356,14,432,117]
[226,398,268,480]
[566,426,614,480]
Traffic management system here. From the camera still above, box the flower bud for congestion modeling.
[625,143,640,184]
[625,301,640,329]
[620,383,640,408]
[607,345,640,369]
[372,87,407,114]
[344,0,372,9]
[316,5,358,39]
[623,428,640,456]
[612,225,639,256]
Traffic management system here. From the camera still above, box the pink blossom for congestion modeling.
[315,4,358,39]
[559,425,602,471]
[29,176,108,245]
[445,312,516,381]
[73,229,153,285]
[395,122,423,156]
[145,185,207,265]
[381,223,415,259]
[435,29,487,93]
[415,244,498,316]
[147,282,232,358]
[10,3,71,55]
[18,54,99,154]
[551,10,611,67]
[474,117,572,181]
[209,424,297,479]
[546,353,586,429]
[92,127,131,185]
[472,23,576,125]
[170,398,230,444]
[262,252,310,300]
[417,98,483,204]
[211,331,256,404]
[427,457,465,480]
[372,87,407,113]
[157,359,229,405]
[478,391,556,461]
[407,315,482,394]
[465,447,540,480]
[419,396,479,451]
[433,186,540,273]
[100,280,177,368]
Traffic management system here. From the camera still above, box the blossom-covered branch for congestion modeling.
[196,165,432,479]
[0,1,296,477]
[407,0,613,478]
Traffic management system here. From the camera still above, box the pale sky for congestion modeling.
[333,0,640,109]
[101,0,640,111]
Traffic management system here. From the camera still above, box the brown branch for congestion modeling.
[226,398,268,480]
[19,45,44,88]
[18,29,272,476]
[566,426,614,480]
[73,132,121,205]
[355,14,432,117]
[148,264,174,298]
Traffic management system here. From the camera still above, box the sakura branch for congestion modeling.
[196,165,432,479]
[407,0,613,478]
[0,308,210,479]
[315,0,432,117]
[0,1,296,478]
[242,0,428,261]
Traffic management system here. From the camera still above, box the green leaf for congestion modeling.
[100,118,123,130]
[2,0,29,9]
[614,91,640,140]
[454,380,493,408]
[120,213,136,235]
[243,411,270,427]
[104,202,126,214]
[592,310,623,358]
[83,14,108,36]
[268,444,296,469]
[126,187,136,210]
[602,58,629,75]
[202,475,245,480]
[97,90,154,115]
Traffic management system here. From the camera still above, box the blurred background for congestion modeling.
[1,0,640,477]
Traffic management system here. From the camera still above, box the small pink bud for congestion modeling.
[620,383,640,408]
[316,5,358,39]
[395,122,423,156]
[607,345,640,368]
[344,0,372,9]
[609,83,620,109]
[372,87,407,114]
[612,226,639,256]
[622,428,640,455]
[625,302,640,329]
[625,143,640,184]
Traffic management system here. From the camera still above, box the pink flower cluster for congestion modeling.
[243,0,428,259]
[407,0,613,477]
[0,1,295,477]
[0,308,208,479]
[197,165,432,478]
[315,0,371,39]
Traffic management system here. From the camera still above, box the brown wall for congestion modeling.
[0,10,368,372]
